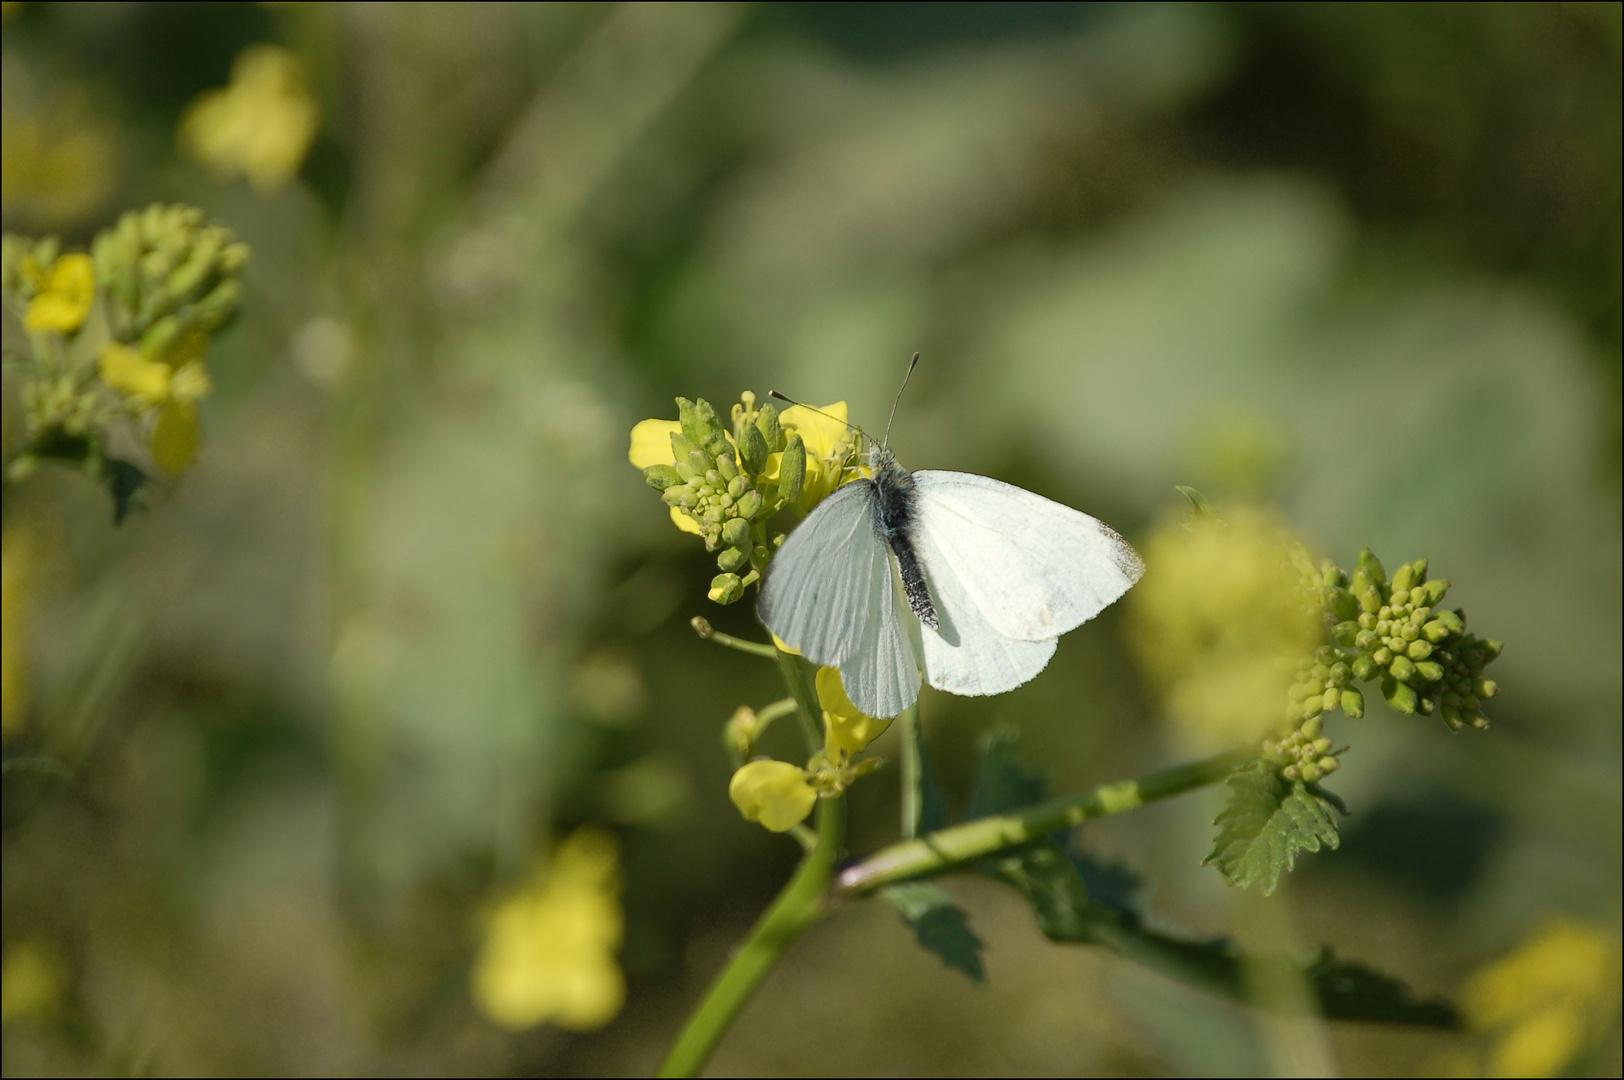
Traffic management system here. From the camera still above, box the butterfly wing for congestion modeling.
[910,471,1144,643]
[758,480,920,718]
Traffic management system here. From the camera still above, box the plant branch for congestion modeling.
[656,794,846,1078]
[772,647,824,755]
[690,617,777,658]
[835,748,1252,897]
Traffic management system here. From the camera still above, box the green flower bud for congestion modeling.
[644,464,683,490]
[1474,678,1498,699]
[1329,661,1350,686]
[702,432,733,460]
[716,452,739,483]
[1413,660,1445,682]
[1357,612,1377,631]
[1399,622,1419,642]
[1262,742,1287,764]
[1323,586,1358,621]
[1289,543,1318,581]
[736,489,764,520]
[1340,687,1365,718]
[1382,676,1418,714]
[1299,763,1322,782]
[779,433,806,506]
[721,518,750,548]
[1418,696,1436,715]
[1303,678,1324,697]
[1357,548,1387,586]
[1406,639,1433,661]
[1321,687,1339,712]
[1391,562,1417,594]
[1301,715,1324,739]
[1358,586,1382,614]
[687,449,714,480]
[1481,639,1503,661]
[165,232,222,301]
[1319,756,1339,774]
[1282,764,1301,782]
[1352,655,1378,681]
[660,488,686,507]
[1372,647,1392,666]
[678,397,722,446]
[739,419,770,475]
[1389,655,1417,682]
[1302,696,1323,720]
[670,431,701,460]
[1467,712,1490,730]
[717,545,750,572]
[756,403,785,452]
[1334,621,1359,646]
[708,573,745,604]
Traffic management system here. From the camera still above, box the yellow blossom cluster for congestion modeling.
[179,44,319,194]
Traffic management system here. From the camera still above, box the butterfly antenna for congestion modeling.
[766,391,868,440]
[882,352,920,448]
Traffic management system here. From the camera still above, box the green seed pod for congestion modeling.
[717,544,750,572]
[721,518,750,548]
[1413,660,1445,682]
[736,489,764,520]
[644,464,683,490]
[1323,586,1358,621]
[779,434,806,506]
[739,419,770,475]
[1382,676,1418,714]
[1389,655,1417,682]
[1357,548,1387,586]
[1406,639,1433,661]
[1340,687,1365,718]
[1352,655,1378,681]
[708,573,745,605]
[756,403,785,452]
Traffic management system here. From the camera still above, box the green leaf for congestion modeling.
[880,882,985,983]
[984,842,1455,1027]
[1204,762,1341,894]
[965,727,1047,820]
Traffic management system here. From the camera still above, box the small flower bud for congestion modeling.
[1481,639,1503,660]
[1406,639,1433,661]
[1382,676,1418,714]
[678,397,722,446]
[1356,548,1387,586]
[1372,647,1392,666]
[1323,586,1358,621]
[1357,612,1377,631]
[1354,629,1378,651]
[1301,715,1323,739]
[716,452,739,483]
[1302,696,1323,720]
[1391,562,1416,594]
[1352,655,1378,681]
[1474,678,1498,699]
[708,573,745,604]
[717,545,750,572]
[736,489,763,520]
[1358,586,1382,614]
[1413,660,1444,682]
[1340,687,1365,718]
[738,420,770,475]
[1300,763,1323,783]
[1329,661,1350,686]
[1389,655,1417,682]
[1467,712,1490,730]
[721,518,750,547]
[1282,764,1301,782]
[1321,687,1339,712]
[644,464,683,490]
[756,403,785,452]
[778,434,806,505]
[1318,756,1339,774]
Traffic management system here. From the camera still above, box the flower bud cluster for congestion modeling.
[92,203,248,351]
[1261,712,1340,783]
[642,392,808,603]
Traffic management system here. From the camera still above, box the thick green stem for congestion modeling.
[656,795,846,1078]
[836,748,1251,896]
[772,648,824,755]
[899,703,921,838]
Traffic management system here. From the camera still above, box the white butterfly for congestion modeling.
[758,428,1144,720]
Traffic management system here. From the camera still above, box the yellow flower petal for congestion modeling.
[669,506,702,536]
[817,666,893,755]
[770,633,800,656]
[23,254,95,333]
[778,401,850,460]
[179,45,319,194]
[471,828,625,1033]
[98,342,173,403]
[628,418,681,468]
[151,400,200,474]
[728,760,816,832]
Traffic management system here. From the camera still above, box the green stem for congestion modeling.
[899,703,921,838]
[690,617,777,659]
[835,748,1251,897]
[772,648,824,755]
[657,795,846,1078]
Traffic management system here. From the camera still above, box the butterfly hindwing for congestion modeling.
[911,471,1144,643]
[758,480,920,718]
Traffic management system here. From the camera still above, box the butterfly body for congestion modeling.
[759,443,1142,719]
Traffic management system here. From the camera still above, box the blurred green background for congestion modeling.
[2,2,1619,1076]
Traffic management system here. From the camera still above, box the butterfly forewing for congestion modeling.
[911,472,1144,643]
[758,481,921,718]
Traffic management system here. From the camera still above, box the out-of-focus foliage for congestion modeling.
[2,3,1618,1077]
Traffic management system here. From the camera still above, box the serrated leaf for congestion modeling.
[965,727,1047,820]
[1072,850,1143,916]
[880,882,984,982]
[1204,761,1340,893]
[983,842,1455,1027]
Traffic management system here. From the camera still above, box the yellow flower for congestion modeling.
[729,759,817,832]
[1462,918,1621,1078]
[0,940,68,1023]
[23,253,94,333]
[178,44,319,194]
[1127,507,1319,749]
[471,828,626,1032]
[817,666,891,758]
[763,401,861,513]
[98,337,213,474]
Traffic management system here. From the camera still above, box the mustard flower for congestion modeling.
[729,760,818,832]
[471,828,626,1033]
[178,45,319,193]
[22,253,94,333]
[817,665,891,759]
[98,334,213,474]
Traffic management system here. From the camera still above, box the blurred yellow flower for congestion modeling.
[0,940,68,1023]
[1127,507,1319,748]
[178,44,319,194]
[1462,918,1622,1078]
[1,102,116,230]
[816,665,891,758]
[471,828,626,1033]
[98,336,213,474]
[23,253,94,333]
[729,759,817,832]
